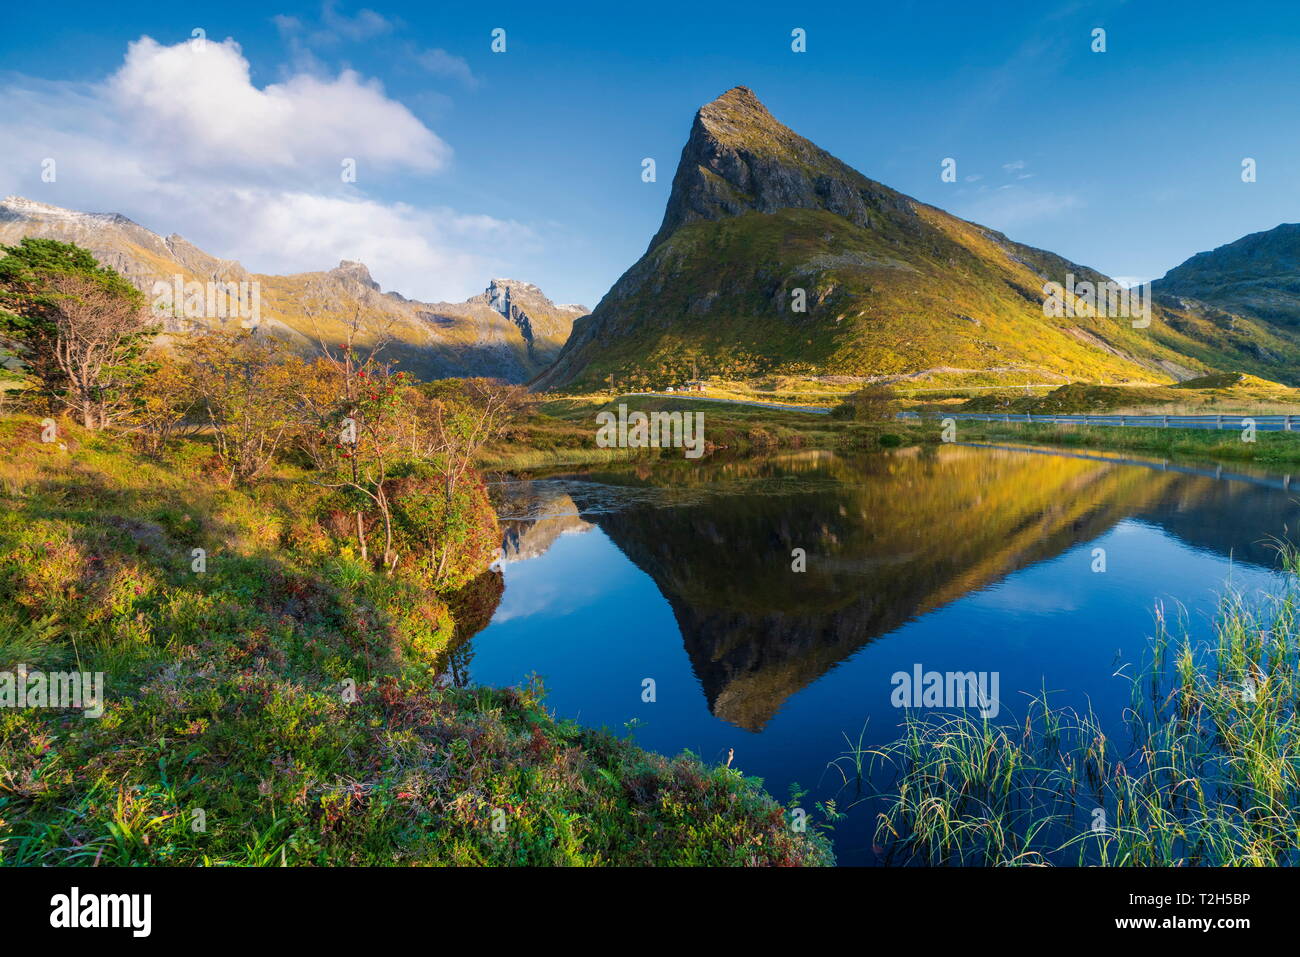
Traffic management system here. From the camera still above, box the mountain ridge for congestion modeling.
[1154,222,1300,326]
[536,87,1300,392]
[0,195,586,383]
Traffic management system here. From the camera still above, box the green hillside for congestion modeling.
[535,87,1300,392]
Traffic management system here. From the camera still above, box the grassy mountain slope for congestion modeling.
[536,87,1300,391]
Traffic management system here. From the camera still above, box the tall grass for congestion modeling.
[867,545,1300,866]
[957,421,1300,466]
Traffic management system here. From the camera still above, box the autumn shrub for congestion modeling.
[384,460,500,590]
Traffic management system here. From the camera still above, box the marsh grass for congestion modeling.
[865,545,1300,866]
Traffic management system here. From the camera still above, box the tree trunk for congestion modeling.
[355,510,368,561]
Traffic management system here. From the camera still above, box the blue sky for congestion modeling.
[2,0,1298,307]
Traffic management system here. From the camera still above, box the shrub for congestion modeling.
[383,461,500,590]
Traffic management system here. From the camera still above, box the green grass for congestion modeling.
[958,377,1300,417]
[866,546,1300,866]
[949,420,1300,467]
[514,391,1300,471]
[0,415,833,866]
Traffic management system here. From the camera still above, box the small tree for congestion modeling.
[181,331,300,483]
[0,238,153,428]
[423,377,531,502]
[127,348,200,455]
[848,383,899,421]
[296,308,425,570]
[288,356,348,471]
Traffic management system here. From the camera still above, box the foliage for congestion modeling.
[124,348,200,455]
[384,461,500,590]
[0,418,831,866]
[0,239,153,428]
[179,331,302,484]
[847,383,899,421]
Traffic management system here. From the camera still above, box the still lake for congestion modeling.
[457,443,1300,865]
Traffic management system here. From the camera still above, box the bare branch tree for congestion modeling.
[45,274,152,429]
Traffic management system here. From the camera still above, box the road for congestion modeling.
[897,411,1300,431]
[615,396,1300,431]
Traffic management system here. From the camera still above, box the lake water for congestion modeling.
[458,443,1300,865]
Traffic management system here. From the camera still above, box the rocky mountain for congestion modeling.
[1154,222,1300,326]
[0,196,585,383]
[536,87,1300,391]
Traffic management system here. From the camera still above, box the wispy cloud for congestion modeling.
[413,47,478,88]
[0,35,524,301]
[956,187,1084,230]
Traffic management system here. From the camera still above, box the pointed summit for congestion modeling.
[535,86,1300,393]
[646,86,915,252]
[330,260,380,290]
[695,86,780,145]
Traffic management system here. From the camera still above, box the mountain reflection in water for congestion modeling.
[483,446,1298,730]
[464,444,1299,863]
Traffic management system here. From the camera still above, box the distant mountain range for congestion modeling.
[8,87,1300,393]
[0,195,586,383]
[536,86,1300,391]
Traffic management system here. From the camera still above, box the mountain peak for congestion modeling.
[708,85,759,105]
[538,85,1278,393]
[0,195,133,227]
[487,278,542,294]
[644,86,913,253]
[1155,221,1300,325]
[330,260,379,290]
[695,86,782,148]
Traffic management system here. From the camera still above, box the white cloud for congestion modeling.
[108,37,448,174]
[0,36,520,302]
[226,191,529,299]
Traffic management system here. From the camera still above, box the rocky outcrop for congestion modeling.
[647,86,918,251]
[1154,223,1300,326]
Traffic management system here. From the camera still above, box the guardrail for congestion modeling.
[620,392,831,414]
[896,412,1299,432]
